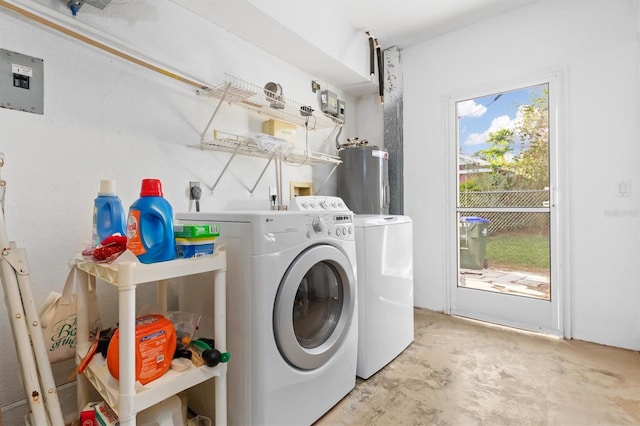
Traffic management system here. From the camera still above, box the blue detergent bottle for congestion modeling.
[126,178,177,263]
[92,179,127,247]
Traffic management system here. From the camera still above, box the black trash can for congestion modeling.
[459,216,490,270]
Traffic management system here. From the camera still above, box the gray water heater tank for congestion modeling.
[337,146,390,215]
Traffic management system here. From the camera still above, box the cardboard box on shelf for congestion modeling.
[262,119,297,143]
[94,401,118,426]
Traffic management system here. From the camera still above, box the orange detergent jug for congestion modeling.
[106,314,177,385]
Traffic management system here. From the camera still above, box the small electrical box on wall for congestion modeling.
[0,49,44,115]
[337,99,346,121]
[320,90,338,116]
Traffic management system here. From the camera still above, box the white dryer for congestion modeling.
[354,215,414,379]
[176,196,357,426]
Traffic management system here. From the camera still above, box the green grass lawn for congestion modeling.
[486,232,550,272]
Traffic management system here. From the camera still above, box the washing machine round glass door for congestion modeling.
[274,244,355,370]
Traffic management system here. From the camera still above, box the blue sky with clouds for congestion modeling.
[458,84,546,157]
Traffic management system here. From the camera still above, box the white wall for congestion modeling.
[404,0,640,350]
[356,93,384,147]
[0,1,356,421]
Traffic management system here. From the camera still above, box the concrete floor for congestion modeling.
[317,308,640,425]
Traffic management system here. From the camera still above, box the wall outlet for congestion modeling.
[189,181,202,200]
[615,179,631,197]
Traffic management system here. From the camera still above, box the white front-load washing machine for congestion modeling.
[176,196,357,426]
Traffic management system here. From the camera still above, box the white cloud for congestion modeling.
[457,99,487,118]
[490,115,515,132]
[464,114,515,146]
[465,131,488,146]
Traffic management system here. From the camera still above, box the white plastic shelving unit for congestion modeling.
[75,251,227,426]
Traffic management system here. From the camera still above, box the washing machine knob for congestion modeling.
[312,217,325,234]
[320,201,329,209]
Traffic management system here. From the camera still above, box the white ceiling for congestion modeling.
[170,0,539,94]
[290,0,539,48]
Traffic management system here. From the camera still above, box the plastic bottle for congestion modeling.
[92,179,127,247]
[126,178,177,263]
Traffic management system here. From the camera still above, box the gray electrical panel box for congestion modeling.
[0,49,44,115]
[320,90,338,116]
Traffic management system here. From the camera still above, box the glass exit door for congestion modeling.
[450,76,561,334]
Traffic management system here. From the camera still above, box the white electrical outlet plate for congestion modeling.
[189,181,201,200]
[615,179,630,197]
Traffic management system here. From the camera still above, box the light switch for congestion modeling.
[616,179,631,197]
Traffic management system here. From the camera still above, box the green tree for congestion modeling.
[479,128,514,168]
[512,87,549,189]
[476,128,516,190]
[461,87,549,193]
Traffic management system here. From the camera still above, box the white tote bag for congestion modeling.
[39,265,102,363]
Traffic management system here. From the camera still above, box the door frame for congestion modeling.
[443,70,571,338]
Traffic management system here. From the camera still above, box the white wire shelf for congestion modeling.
[197,74,344,129]
[196,131,342,166]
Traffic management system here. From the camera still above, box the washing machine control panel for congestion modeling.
[303,215,353,241]
[289,195,349,212]
[291,196,353,240]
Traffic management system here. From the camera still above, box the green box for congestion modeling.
[174,224,220,239]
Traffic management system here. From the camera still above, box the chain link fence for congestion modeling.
[459,190,550,274]
[460,189,549,207]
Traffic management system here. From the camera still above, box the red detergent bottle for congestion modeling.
[126,178,177,263]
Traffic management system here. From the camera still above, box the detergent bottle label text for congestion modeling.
[126,209,146,255]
